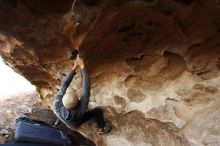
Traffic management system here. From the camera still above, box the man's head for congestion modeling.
[62,86,79,110]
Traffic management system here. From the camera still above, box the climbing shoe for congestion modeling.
[97,125,112,135]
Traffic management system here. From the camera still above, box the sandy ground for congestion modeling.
[0,91,40,143]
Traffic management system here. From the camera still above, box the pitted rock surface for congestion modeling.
[0,0,220,145]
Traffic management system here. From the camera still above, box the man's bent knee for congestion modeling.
[94,107,103,114]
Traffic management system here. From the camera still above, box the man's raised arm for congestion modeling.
[53,61,77,114]
[75,57,90,115]
[58,70,76,96]
[58,62,78,96]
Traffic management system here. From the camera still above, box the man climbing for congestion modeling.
[53,54,111,134]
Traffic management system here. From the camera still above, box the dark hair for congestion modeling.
[68,50,79,60]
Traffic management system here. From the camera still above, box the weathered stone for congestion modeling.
[193,84,219,94]
[0,129,8,136]
[127,88,146,103]
[0,0,220,146]
[113,95,126,113]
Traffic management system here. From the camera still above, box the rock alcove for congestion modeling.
[0,0,220,146]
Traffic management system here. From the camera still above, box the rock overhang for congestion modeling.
[0,0,220,146]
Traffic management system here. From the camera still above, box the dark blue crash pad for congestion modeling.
[15,121,72,146]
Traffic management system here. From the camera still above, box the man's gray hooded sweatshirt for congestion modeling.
[53,68,90,128]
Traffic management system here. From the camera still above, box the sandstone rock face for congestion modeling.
[0,0,220,146]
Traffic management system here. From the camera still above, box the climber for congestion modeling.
[53,54,111,134]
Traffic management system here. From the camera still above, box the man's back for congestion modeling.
[53,67,90,128]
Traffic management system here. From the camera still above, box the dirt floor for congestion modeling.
[0,91,95,146]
